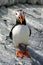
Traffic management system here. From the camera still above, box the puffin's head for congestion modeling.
[16,10,25,23]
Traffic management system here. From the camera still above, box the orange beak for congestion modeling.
[18,15,24,23]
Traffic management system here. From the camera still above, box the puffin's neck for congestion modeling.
[16,19,26,25]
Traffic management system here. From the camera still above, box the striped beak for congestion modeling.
[18,15,24,23]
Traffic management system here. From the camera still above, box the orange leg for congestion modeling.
[16,46,23,58]
[23,45,31,58]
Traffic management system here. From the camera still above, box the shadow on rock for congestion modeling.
[27,47,43,65]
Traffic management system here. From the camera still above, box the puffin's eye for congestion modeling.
[16,13,17,15]
[19,17,20,18]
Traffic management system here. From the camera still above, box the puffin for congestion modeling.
[9,10,31,58]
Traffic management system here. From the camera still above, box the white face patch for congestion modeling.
[16,11,20,18]
[15,10,25,19]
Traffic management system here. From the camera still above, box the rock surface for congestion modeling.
[27,0,37,4]
[0,4,43,65]
[41,0,43,4]
[0,0,43,6]
[0,0,8,6]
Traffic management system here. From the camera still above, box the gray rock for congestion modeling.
[0,0,43,6]
[0,0,26,6]
[0,0,8,6]
[27,0,38,4]
[41,0,43,4]
[26,0,43,4]
[19,0,26,3]
[8,0,18,5]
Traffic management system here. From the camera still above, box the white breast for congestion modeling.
[12,25,30,47]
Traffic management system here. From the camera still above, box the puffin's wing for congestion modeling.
[9,31,12,39]
[28,26,31,36]
[9,24,17,39]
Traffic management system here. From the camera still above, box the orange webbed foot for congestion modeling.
[16,46,23,58]
[16,51,23,58]
[23,51,31,58]
[23,45,31,58]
